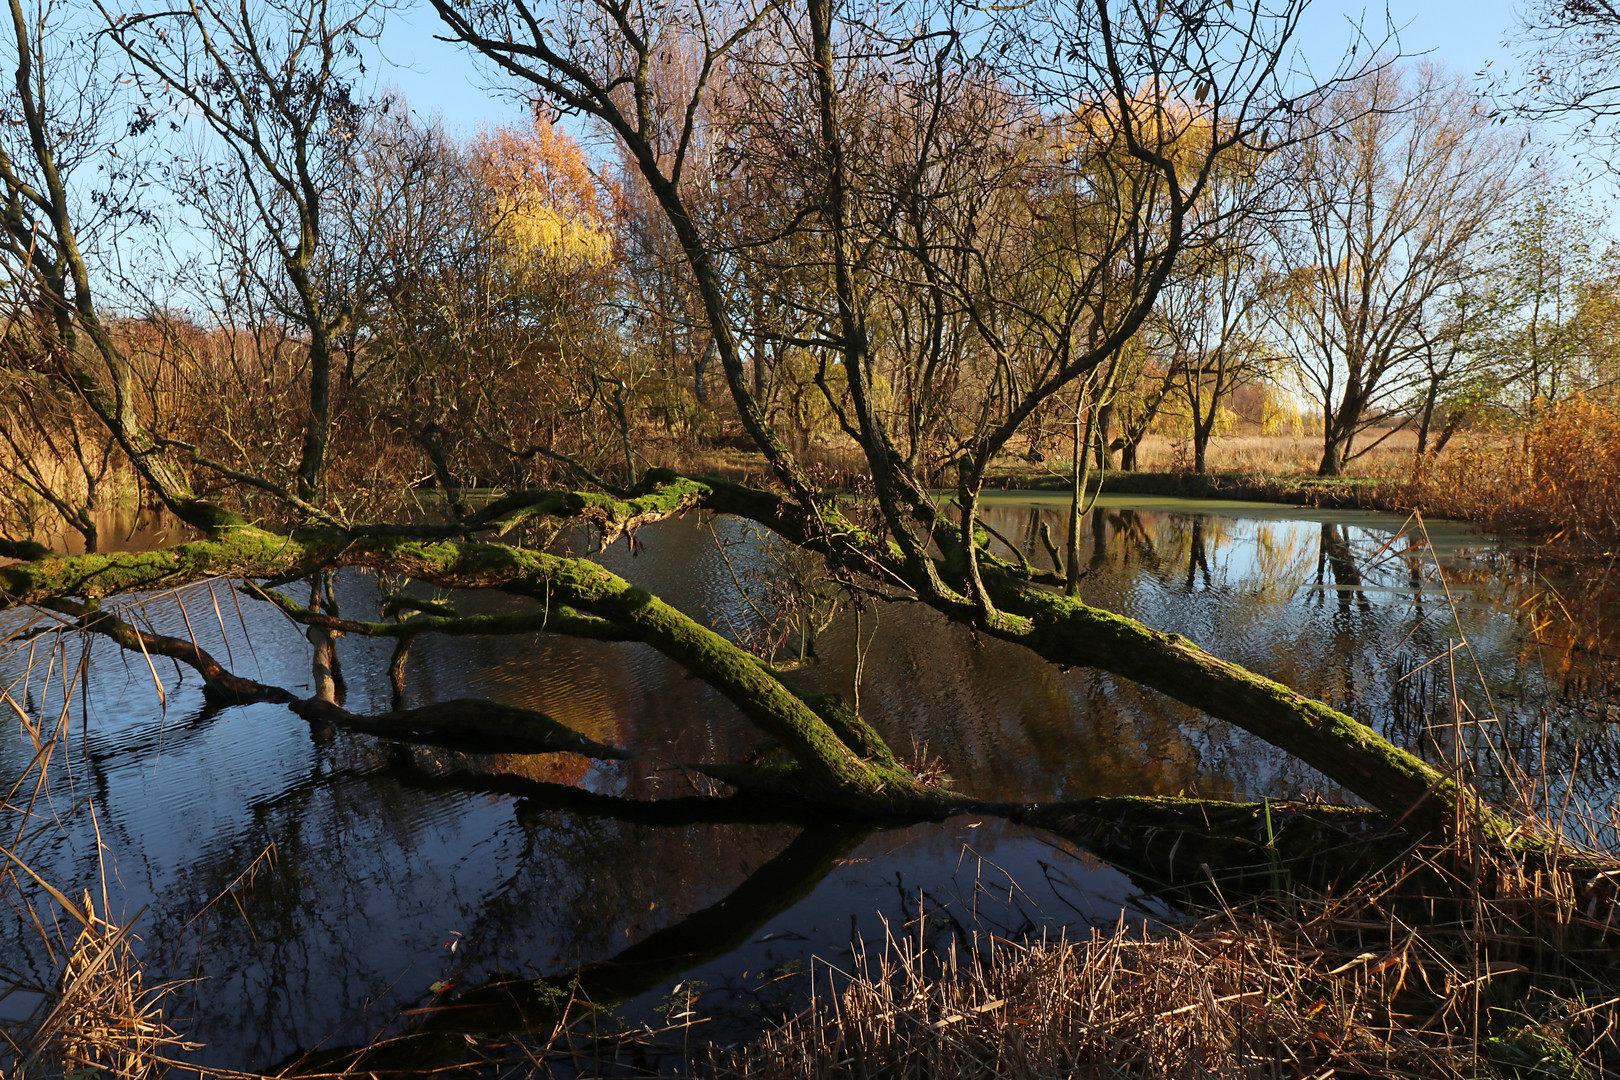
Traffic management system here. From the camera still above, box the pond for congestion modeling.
[2,493,1617,1071]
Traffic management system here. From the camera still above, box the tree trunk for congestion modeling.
[1415,377,1440,458]
[1317,423,1349,476]
[1193,424,1211,474]
[694,336,716,404]
[1093,400,1115,470]
[0,477,1516,842]
[1319,387,1366,477]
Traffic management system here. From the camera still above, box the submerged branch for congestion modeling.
[389,757,890,828]
[34,598,293,705]
[293,697,637,760]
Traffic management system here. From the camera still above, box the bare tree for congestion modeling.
[1511,0,1620,171]
[103,0,386,504]
[1155,159,1280,475]
[1266,63,1525,476]
[0,0,200,520]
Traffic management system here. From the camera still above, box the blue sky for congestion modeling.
[374,0,1527,137]
[372,5,531,136]
[1300,0,1518,75]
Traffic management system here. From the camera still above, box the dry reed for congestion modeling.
[19,893,202,1079]
[1417,395,1620,550]
[1,634,201,1080]
[714,841,1616,1080]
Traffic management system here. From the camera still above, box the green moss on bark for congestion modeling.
[0,478,1519,838]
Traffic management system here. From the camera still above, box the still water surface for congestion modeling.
[1,493,1616,1069]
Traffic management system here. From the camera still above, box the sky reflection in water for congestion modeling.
[1,495,1615,1069]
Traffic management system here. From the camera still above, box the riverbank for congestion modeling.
[671,442,1425,515]
[983,467,1419,513]
[981,399,1620,552]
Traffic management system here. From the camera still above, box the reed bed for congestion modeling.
[1416,395,1620,550]
[716,841,1617,1080]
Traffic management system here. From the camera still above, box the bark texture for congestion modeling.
[0,473,1507,839]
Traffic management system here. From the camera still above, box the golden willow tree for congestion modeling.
[0,0,1558,1056]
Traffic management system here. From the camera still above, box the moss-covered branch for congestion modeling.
[671,472,1506,841]
[250,578,900,773]
[344,474,716,546]
[978,571,1490,840]
[362,535,933,807]
[293,697,637,760]
[0,470,1515,838]
[0,519,936,811]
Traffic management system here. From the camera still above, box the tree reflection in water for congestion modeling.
[3,496,1618,1070]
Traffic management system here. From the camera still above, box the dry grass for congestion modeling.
[1416,396,1620,550]
[1202,428,1422,478]
[1031,428,1422,479]
[1,637,202,1079]
[667,429,1423,490]
[20,894,202,1079]
[716,843,1617,1080]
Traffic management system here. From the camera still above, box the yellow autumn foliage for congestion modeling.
[471,116,618,284]
[493,196,613,275]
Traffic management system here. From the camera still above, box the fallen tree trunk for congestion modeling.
[979,575,1486,841]
[685,473,1507,840]
[0,518,941,812]
[0,475,1510,840]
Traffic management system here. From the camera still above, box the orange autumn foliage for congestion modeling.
[1418,394,1620,549]
[469,116,618,275]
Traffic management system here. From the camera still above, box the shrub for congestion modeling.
[1418,395,1620,549]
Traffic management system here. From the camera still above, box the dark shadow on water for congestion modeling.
[282,822,874,1075]
[7,495,1620,1070]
